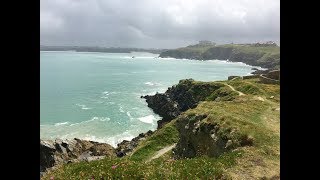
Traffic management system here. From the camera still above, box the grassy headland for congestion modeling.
[42,77,280,179]
[159,43,280,70]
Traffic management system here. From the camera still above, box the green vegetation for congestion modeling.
[129,121,179,161]
[42,78,279,179]
[175,79,239,102]
[206,86,239,101]
[227,78,280,101]
[160,43,280,69]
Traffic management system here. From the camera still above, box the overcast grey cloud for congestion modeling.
[40,0,280,48]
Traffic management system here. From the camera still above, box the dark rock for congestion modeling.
[40,138,115,172]
[116,151,126,157]
[251,69,270,75]
[142,79,223,128]
[146,130,153,136]
[174,114,253,159]
[115,130,154,156]
[89,143,115,156]
[40,140,56,172]
[240,135,254,146]
[265,70,280,80]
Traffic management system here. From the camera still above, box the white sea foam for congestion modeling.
[144,82,161,86]
[101,91,118,99]
[126,111,133,120]
[101,91,109,99]
[79,131,137,147]
[98,117,110,122]
[54,122,69,126]
[142,87,167,96]
[138,115,155,124]
[69,116,109,126]
[145,82,154,86]
[158,57,176,60]
[40,129,138,148]
[119,106,125,113]
[76,104,92,110]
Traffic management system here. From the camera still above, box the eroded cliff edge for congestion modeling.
[142,79,238,128]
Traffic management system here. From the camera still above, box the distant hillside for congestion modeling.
[159,42,280,70]
[40,45,167,54]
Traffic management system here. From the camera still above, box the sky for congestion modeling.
[40,0,280,49]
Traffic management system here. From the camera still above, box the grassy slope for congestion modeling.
[160,44,280,69]
[43,79,279,180]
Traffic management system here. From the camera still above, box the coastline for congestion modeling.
[40,53,263,148]
[40,52,271,174]
[40,62,267,146]
[41,69,279,178]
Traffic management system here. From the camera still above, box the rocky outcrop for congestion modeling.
[142,79,229,128]
[40,138,115,172]
[251,69,270,75]
[258,70,280,84]
[259,75,280,84]
[173,114,253,158]
[265,70,280,80]
[115,130,154,157]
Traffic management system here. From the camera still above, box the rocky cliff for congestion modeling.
[173,113,253,158]
[142,79,238,128]
[115,130,154,157]
[40,138,115,172]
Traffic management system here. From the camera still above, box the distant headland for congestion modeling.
[159,41,280,70]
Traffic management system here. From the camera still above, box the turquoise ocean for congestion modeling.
[40,51,261,147]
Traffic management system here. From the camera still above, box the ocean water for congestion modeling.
[40,51,260,147]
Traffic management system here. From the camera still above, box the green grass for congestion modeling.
[226,78,280,101]
[160,43,280,69]
[206,86,239,101]
[129,120,179,161]
[43,150,243,179]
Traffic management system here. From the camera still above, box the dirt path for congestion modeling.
[224,84,245,96]
[146,144,176,162]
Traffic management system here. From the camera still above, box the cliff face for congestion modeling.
[115,130,154,157]
[159,44,280,69]
[174,114,253,158]
[40,138,115,172]
[142,79,237,128]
